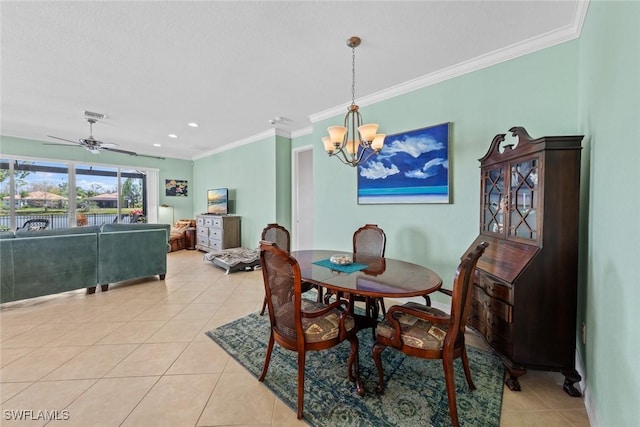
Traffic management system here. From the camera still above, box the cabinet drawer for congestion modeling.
[204,217,214,227]
[197,227,209,237]
[196,217,205,227]
[212,217,222,228]
[472,286,513,323]
[476,271,513,304]
[196,235,208,246]
[211,229,222,240]
[209,240,222,251]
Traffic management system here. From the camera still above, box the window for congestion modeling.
[0,156,157,230]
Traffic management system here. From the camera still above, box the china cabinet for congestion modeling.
[464,127,583,396]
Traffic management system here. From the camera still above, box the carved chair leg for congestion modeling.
[378,298,386,317]
[347,335,365,395]
[258,333,275,382]
[372,342,387,394]
[297,350,306,419]
[442,356,460,427]
[259,296,268,316]
[461,346,476,390]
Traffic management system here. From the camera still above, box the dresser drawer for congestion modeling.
[203,217,214,227]
[210,229,222,240]
[212,217,223,228]
[197,227,209,237]
[196,235,208,246]
[209,239,222,251]
[476,271,513,304]
[196,217,205,227]
[472,285,513,323]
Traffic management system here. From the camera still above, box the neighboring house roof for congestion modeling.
[23,191,67,201]
[86,192,118,201]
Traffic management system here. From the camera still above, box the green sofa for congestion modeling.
[0,223,170,303]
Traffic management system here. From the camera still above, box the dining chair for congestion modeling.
[259,223,319,315]
[353,224,387,318]
[325,224,387,320]
[258,240,364,419]
[371,241,488,427]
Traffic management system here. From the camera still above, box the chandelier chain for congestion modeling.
[351,45,356,106]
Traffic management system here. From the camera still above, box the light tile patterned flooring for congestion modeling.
[0,250,590,426]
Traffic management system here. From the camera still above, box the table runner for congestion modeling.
[312,258,367,274]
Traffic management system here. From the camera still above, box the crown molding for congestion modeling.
[192,128,277,160]
[310,1,589,123]
[290,126,313,138]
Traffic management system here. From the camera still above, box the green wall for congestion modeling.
[192,134,279,248]
[0,135,193,222]
[576,1,640,425]
[308,40,580,294]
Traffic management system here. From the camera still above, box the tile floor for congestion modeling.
[0,250,590,426]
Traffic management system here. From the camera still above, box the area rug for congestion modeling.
[206,312,504,427]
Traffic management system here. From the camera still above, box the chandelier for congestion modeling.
[322,36,385,167]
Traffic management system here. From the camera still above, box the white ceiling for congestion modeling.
[1,1,587,161]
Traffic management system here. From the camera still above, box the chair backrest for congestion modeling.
[447,242,489,346]
[261,223,291,253]
[259,240,303,342]
[353,224,386,257]
[18,218,50,231]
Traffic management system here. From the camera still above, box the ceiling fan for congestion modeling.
[47,117,165,159]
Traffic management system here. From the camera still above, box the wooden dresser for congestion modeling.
[195,215,241,252]
[464,127,583,396]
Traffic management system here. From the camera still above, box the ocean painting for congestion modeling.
[357,122,450,204]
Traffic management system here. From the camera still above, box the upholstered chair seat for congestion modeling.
[375,302,449,351]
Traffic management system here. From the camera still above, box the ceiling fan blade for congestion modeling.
[101,146,166,160]
[47,135,82,145]
[101,146,139,155]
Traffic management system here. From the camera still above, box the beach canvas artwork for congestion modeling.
[357,122,451,204]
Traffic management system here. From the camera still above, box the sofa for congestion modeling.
[0,223,171,304]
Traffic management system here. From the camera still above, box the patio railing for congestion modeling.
[1,213,124,230]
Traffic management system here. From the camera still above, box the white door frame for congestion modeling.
[291,145,313,250]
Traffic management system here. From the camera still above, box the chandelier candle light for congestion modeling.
[322,36,385,167]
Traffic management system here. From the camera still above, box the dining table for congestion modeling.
[290,249,443,330]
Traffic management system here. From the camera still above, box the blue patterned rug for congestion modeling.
[206,312,504,426]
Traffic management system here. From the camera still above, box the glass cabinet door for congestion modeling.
[481,166,505,235]
[508,158,539,241]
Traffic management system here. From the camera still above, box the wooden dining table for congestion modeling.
[290,249,443,330]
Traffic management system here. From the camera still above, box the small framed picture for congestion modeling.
[165,179,188,197]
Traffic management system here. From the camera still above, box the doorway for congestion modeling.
[292,146,313,250]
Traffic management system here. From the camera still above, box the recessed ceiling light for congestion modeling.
[153,143,161,147]
[168,134,178,138]
[188,122,199,128]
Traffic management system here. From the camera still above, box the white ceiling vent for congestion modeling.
[83,110,107,120]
